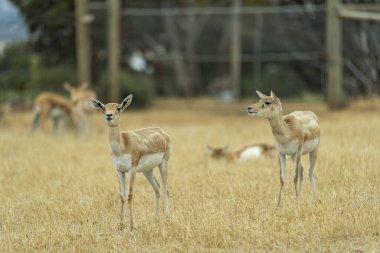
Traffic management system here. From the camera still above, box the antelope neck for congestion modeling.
[268,109,288,137]
[108,124,124,155]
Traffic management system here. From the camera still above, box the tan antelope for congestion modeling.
[0,104,10,121]
[32,92,77,133]
[90,95,171,230]
[247,91,320,207]
[63,82,97,133]
[207,143,275,161]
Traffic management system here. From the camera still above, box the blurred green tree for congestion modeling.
[10,0,75,64]
[0,44,31,90]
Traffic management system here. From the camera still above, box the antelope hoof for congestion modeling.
[118,223,126,230]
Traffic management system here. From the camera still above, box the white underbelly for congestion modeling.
[302,138,319,154]
[136,152,164,172]
[112,153,165,173]
[239,147,263,160]
[277,142,298,155]
[112,152,164,172]
[50,107,65,118]
[276,138,319,156]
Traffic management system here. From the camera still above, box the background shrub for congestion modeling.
[241,63,306,98]
[0,44,32,103]
[0,43,77,103]
[100,71,155,108]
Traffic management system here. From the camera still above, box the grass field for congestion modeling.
[0,99,379,252]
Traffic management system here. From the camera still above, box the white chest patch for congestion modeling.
[302,138,319,154]
[239,147,263,160]
[110,141,123,154]
[112,154,132,172]
[136,152,165,173]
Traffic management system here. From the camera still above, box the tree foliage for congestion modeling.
[10,0,75,64]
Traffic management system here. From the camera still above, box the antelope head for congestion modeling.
[207,145,229,159]
[90,95,133,127]
[247,90,282,119]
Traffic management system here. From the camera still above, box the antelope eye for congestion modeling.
[117,107,121,111]
[264,101,271,105]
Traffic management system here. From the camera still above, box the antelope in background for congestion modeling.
[207,143,275,161]
[63,82,97,133]
[31,92,77,133]
[247,91,320,207]
[90,95,171,230]
[0,104,10,121]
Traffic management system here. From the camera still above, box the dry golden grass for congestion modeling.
[0,99,379,252]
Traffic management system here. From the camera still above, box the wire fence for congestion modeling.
[2,2,380,102]
[89,4,326,98]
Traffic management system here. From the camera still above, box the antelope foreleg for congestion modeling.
[117,171,127,228]
[127,168,137,230]
[277,153,286,209]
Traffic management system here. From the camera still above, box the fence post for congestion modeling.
[253,13,263,92]
[108,0,121,101]
[75,0,91,85]
[230,0,242,100]
[326,0,343,108]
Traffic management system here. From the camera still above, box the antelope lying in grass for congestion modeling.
[32,92,77,133]
[207,143,275,161]
[90,95,171,230]
[247,91,320,207]
[63,82,97,133]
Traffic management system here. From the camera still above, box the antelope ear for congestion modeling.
[63,82,72,91]
[80,82,89,89]
[207,145,215,151]
[256,90,266,99]
[89,98,105,112]
[270,90,278,101]
[119,94,133,112]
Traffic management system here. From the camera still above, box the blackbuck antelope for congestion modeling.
[63,82,97,133]
[90,95,171,230]
[32,92,77,133]
[207,143,275,161]
[0,104,9,121]
[247,91,320,207]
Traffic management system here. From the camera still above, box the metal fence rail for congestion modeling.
[89,4,327,98]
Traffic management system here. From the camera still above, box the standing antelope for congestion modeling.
[247,91,320,207]
[207,143,275,161]
[63,82,97,133]
[32,92,77,133]
[90,95,171,229]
